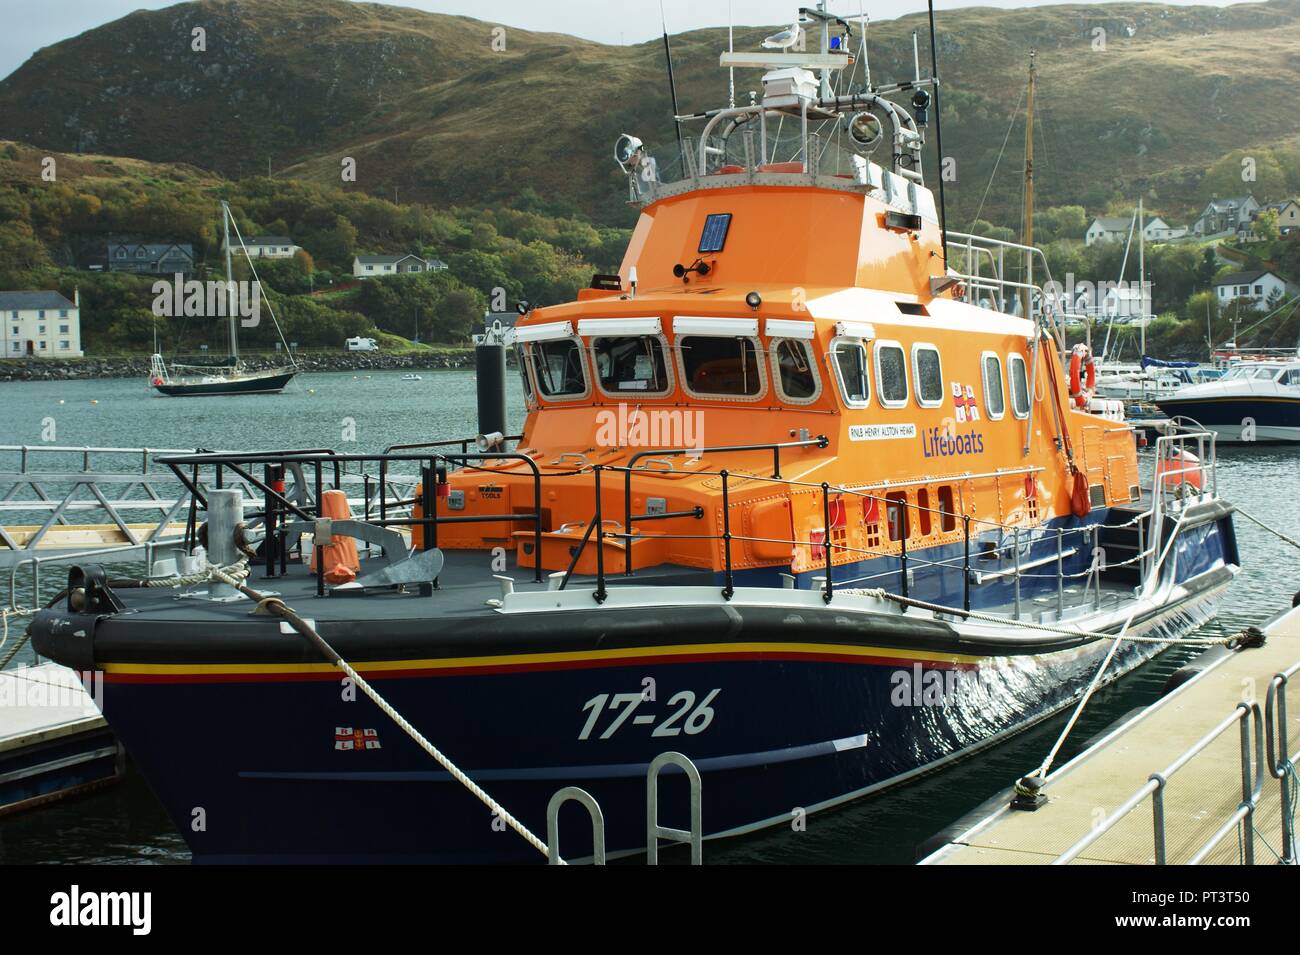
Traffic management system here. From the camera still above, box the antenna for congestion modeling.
[728,0,735,108]
[659,1,685,163]
[926,0,949,269]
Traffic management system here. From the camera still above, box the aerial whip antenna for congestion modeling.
[660,1,685,166]
[927,0,949,269]
[728,0,735,108]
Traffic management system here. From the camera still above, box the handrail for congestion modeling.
[1054,702,1264,865]
[157,448,546,585]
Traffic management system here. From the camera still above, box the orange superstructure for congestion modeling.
[436,175,1138,583]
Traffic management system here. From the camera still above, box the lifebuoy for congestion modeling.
[1068,344,1096,409]
[1155,449,1203,493]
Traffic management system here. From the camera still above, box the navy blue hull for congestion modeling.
[99,621,1188,863]
[1154,395,1300,441]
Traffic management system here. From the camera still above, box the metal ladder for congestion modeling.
[546,751,703,865]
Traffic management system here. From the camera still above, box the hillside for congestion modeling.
[0,139,628,352]
[2,0,1300,228]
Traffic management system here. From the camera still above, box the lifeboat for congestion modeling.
[29,4,1242,864]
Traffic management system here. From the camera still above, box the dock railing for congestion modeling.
[1265,656,1300,864]
[1053,702,1267,865]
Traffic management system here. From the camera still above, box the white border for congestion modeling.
[874,340,909,409]
[1008,352,1030,419]
[769,337,822,405]
[981,350,1006,420]
[676,334,768,403]
[589,333,674,399]
[829,337,870,408]
[911,342,944,408]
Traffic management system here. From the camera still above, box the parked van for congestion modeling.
[346,337,379,352]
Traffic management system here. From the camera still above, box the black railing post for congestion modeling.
[263,464,278,579]
[822,482,833,603]
[899,499,909,600]
[772,447,781,479]
[429,459,445,556]
[531,459,543,583]
[593,466,607,603]
[962,515,972,612]
[379,459,388,530]
[624,468,634,577]
[314,463,324,597]
[721,470,734,600]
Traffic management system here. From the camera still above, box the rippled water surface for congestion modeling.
[0,372,1296,864]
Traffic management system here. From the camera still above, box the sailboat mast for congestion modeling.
[1021,50,1036,319]
[1138,195,1146,356]
[223,201,238,362]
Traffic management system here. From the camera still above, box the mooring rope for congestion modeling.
[1234,507,1300,551]
[0,608,38,669]
[205,562,552,861]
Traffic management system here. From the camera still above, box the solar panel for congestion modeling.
[698,213,732,254]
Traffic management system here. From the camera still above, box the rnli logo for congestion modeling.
[335,727,381,751]
[952,381,980,423]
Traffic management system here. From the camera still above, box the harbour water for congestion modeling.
[1,371,1297,864]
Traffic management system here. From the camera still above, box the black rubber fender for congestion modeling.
[29,609,106,670]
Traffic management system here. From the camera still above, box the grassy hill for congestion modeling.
[2,0,1300,229]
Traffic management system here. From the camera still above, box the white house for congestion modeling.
[1,290,84,357]
[353,254,448,278]
[1084,217,1131,246]
[226,235,301,259]
[1214,270,1299,310]
[1141,217,1187,242]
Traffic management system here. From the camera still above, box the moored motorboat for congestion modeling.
[30,5,1242,863]
[1154,354,1300,443]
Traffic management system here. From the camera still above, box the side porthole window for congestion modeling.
[876,342,908,408]
[982,352,1005,420]
[913,344,943,408]
[1009,353,1030,419]
[832,340,870,406]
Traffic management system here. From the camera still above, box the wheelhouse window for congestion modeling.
[832,340,869,406]
[982,352,1005,419]
[875,342,908,408]
[1008,353,1030,418]
[679,336,763,398]
[526,339,588,399]
[591,336,671,396]
[515,345,534,402]
[771,338,819,402]
[912,344,943,408]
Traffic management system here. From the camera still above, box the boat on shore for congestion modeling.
[30,5,1241,863]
